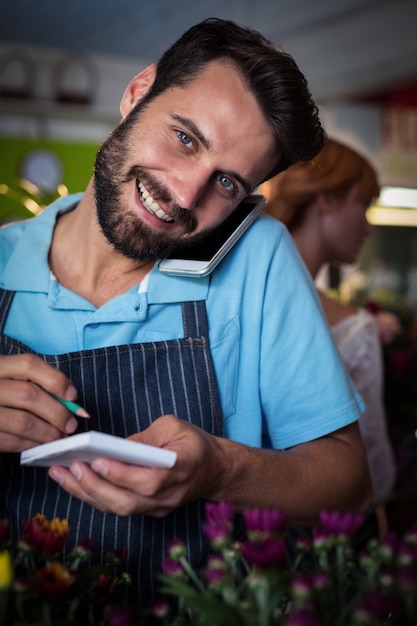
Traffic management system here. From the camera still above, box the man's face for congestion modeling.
[94,60,278,261]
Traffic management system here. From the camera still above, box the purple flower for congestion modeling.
[204,552,229,587]
[241,536,287,570]
[205,501,235,527]
[355,589,402,622]
[291,573,314,600]
[204,568,227,586]
[398,566,417,591]
[295,534,311,551]
[312,527,335,549]
[404,522,417,544]
[244,507,289,540]
[167,539,187,561]
[152,600,171,618]
[162,557,187,578]
[380,531,401,560]
[104,605,134,626]
[286,608,320,626]
[318,510,365,538]
[397,539,417,566]
[312,571,332,590]
[202,501,235,549]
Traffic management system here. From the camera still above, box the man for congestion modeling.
[0,18,371,615]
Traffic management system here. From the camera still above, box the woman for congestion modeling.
[261,138,396,537]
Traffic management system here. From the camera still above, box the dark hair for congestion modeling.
[139,17,326,180]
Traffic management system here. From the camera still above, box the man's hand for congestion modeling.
[0,354,87,452]
[47,416,372,527]
[48,414,226,517]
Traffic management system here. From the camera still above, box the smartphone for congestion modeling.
[158,194,266,277]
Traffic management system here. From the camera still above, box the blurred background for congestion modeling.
[1,0,417,527]
[1,0,416,292]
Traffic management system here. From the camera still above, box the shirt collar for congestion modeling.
[1,193,210,303]
[0,194,82,293]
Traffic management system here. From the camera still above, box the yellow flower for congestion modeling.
[0,550,13,587]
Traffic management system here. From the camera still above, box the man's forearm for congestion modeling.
[209,421,372,526]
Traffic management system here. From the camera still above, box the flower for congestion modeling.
[155,501,417,626]
[242,536,287,570]
[0,513,131,626]
[20,513,69,554]
[318,510,365,538]
[244,507,289,540]
[202,501,235,549]
[0,551,13,587]
[34,561,75,597]
[0,519,9,549]
[103,604,135,626]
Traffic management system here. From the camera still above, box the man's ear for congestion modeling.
[120,64,157,118]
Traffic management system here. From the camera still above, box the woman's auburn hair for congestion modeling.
[262,138,380,230]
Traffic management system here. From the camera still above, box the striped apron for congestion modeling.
[0,288,223,615]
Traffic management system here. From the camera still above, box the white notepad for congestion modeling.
[20,430,177,468]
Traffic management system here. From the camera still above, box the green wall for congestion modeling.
[0,137,99,224]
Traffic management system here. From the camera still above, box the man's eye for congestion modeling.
[177,131,192,147]
[217,173,235,191]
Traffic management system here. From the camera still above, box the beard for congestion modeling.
[93,104,215,262]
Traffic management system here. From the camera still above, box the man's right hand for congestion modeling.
[0,354,86,453]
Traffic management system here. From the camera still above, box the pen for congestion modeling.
[41,387,90,418]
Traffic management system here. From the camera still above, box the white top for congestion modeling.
[331,308,396,505]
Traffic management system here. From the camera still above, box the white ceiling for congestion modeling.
[1,0,416,102]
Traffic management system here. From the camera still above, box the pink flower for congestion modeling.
[380,530,401,559]
[287,608,320,626]
[312,571,332,590]
[152,600,171,618]
[104,605,134,626]
[318,510,364,539]
[205,501,235,526]
[162,557,187,578]
[397,539,417,566]
[355,589,402,622]
[202,501,235,549]
[204,555,228,588]
[291,573,313,599]
[244,507,289,540]
[241,536,287,570]
[167,539,187,560]
[398,566,417,591]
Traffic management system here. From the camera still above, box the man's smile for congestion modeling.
[137,180,174,223]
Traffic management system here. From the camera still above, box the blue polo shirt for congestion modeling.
[0,195,362,449]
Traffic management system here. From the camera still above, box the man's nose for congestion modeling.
[169,165,211,211]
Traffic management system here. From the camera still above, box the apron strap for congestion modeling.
[181,300,209,338]
[0,289,14,334]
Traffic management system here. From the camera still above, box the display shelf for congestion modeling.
[0,97,119,126]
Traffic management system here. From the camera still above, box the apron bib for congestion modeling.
[0,288,223,614]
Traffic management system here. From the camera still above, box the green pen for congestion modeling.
[42,388,90,418]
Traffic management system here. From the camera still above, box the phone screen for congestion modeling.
[158,194,265,277]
